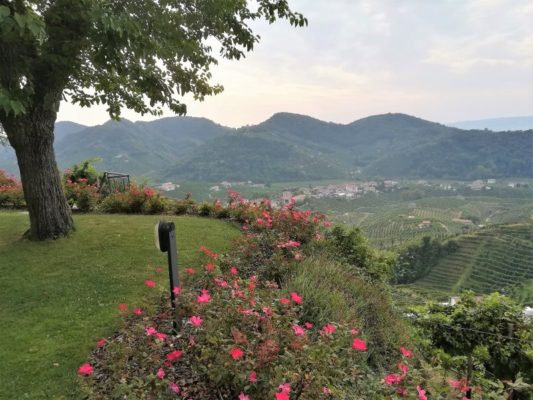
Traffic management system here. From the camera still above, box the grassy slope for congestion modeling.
[410,224,533,304]
[0,212,239,400]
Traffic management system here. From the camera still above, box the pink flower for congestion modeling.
[156,368,165,379]
[166,350,183,361]
[279,383,291,393]
[416,386,427,400]
[133,307,143,315]
[229,347,244,360]
[400,346,413,358]
[118,303,128,311]
[145,279,156,288]
[249,371,257,383]
[352,338,367,351]
[190,315,203,327]
[292,325,306,336]
[277,240,301,248]
[262,307,273,316]
[96,338,106,347]
[321,323,336,335]
[275,393,289,400]
[230,266,238,275]
[384,374,402,385]
[279,297,290,305]
[197,289,211,304]
[205,263,215,272]
[304,322,313,329]
[322,387,332,395]
[173,286,182,295]
[350,328,359,336]
[214,278,228,287]
[185,268,196,274]
[78,363,93,376]
[155,332,167,341]
[239,393,250,400]
[397,362,409,374]
[169,382,181,393]
[145,326,157,336]
[290,291,303,304]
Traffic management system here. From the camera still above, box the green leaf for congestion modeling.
[0,5,10,22]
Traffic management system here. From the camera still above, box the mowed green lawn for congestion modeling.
[0,212,239,400]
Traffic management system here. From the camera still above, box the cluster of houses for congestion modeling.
[281,180,399,201]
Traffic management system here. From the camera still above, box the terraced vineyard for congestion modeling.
[412,224,533,304]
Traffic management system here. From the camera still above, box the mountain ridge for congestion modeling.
[1,113,532,181]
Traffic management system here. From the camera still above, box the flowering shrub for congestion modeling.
[0,169,25,208]
[99,184,170,214]
[64,178,100,212]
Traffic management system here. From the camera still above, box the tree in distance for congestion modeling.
[0,0,306,239]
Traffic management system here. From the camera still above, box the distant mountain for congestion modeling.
[1,113,532,181]
[448,116,533,131]
[55,117,231,176]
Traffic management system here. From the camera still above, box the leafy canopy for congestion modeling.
[0,0,306,119]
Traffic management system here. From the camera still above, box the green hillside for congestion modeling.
[2,112,531,182]
[411,224,533,304]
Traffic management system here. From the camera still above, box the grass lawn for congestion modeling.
[0,212,239,400]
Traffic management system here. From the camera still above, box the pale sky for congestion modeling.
[58,0,533,128]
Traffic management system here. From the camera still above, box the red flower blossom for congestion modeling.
[145,326,157,336]
[323,387,332,394]
[96,338,106,347]
[416,386,427,400]
[169,382,181,393]
[185,268,196,274]
[304,322,313,329]
[292,325,306,336]
[230,266,238,275]
[384,374,403,385]
[262,307,273,316]
[155,332,167,341]
[321,323,336,335]
[166,350,183,361]
[173,286,182,295]
[290,291,303,304]
[145,280,156,288]
[214,278,228,287]
[156,368,165,379]
[78,363,93,376]
[352,338,367,351]
[350,328,359,336]
[279,297,290,305]
[205,263,215,272]
[197,289,211,304]
[277,240,301,248]
[276,393,289,400]
[190,315,203,327]
[133,307,143,315]
[239,393,250,400]
[249,370,257,382]
[229,347,244,360]
[400,346,413,358]
[118,303,128,311]
[397,362,409,374]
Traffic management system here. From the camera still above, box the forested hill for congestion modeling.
[0,113,531,181]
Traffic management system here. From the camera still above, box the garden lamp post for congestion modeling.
[155,221,180,331]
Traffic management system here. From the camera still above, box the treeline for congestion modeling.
[394,236,459,284]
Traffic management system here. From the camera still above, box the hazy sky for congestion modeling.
[58,0,533,128]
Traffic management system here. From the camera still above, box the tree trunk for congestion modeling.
[6,114,73,240]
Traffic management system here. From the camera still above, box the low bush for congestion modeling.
[0,169,25,208]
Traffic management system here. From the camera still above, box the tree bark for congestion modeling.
[5,113,73,240]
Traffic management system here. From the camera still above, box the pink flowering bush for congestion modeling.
[63,178,100,211]
[0,169,25,208]
[99,183,169,214]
